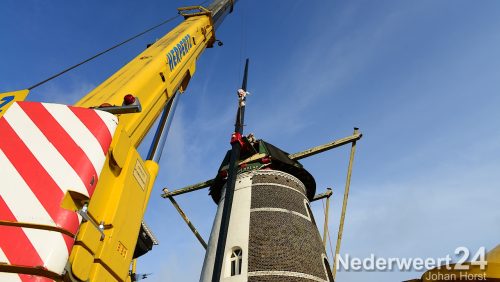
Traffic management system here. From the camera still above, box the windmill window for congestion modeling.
[230,248,243,276]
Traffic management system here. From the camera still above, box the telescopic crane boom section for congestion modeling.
[0,0,236,282]
[68,1,238,281]
[76,0,236,148]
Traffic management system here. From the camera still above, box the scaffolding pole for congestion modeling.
[322,188,332,248]
[163,188,207,249]
[332,127,359,279]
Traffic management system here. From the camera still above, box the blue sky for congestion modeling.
[1,1,500,281]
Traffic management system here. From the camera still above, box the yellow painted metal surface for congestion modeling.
[67,11,217,281]
[75,15,214,148]
[0,89,29,118]
[69,125,160,281]
[420,245,500,281]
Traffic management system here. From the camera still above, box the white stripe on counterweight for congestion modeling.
[0,247,10,264]
[94,109,118,139]
[22,227,69,275]
[0,248,22,282]
[4,103,89,197]
[43,103,106,175]
[0,149,55,226]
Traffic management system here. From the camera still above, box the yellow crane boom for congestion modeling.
[0,1,237,281]
[76,2,233,147]
[69,2,237,281]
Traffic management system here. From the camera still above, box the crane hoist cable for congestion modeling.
[28,0,210,91]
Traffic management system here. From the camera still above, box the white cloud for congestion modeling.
[313,126,500,282]
[27,78,95,105]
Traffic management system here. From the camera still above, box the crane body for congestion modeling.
[0,1,236,281]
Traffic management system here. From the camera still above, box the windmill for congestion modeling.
[161,59,362,281]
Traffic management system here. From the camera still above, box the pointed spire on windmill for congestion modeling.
[211,58,251,282]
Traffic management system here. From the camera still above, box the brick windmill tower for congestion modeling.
[200,139,335,282]
[162,59,361,282]
[194,59,361,282]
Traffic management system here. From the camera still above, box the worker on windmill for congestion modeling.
[238,88,249,106]
[246,133,256,144]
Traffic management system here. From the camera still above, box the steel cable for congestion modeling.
[28,0,211,90]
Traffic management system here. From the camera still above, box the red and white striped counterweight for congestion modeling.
[0,101,117,281]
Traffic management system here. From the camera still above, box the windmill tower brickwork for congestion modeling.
[200,140,335,282]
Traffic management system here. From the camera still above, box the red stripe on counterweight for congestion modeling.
[0,197,45,281]
[19,102,98,196]
[0,119,79,235]
[18,275,55,282]
[69,106,112,155]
